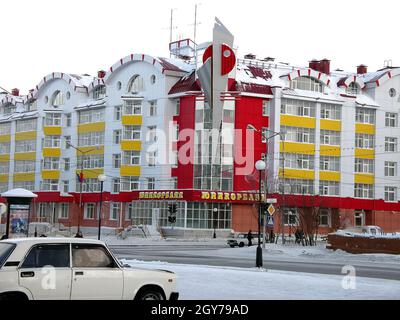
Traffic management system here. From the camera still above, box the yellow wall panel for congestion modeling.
[0,155,10,162]
[13,173,35,182]
[43,126,62,136]
[280,115,316,129]
[320,120,341,131]
[77,122,105,134]
[279,168,315,180]
[76,146,104,156]
[15,131,36,141]
[355,124,375,135]
[355,149,375,159]
[319,171,341,182]
[0,175,8,183]
[0,134,11,142]
[121,140,142,151]
[43,148,61,157]
[280,142,315,155]
[320,145,341,157]
[120,166,141,177]
[355,174,374,185]
[42,171,60,180]
[14,152,36,161]
[122,115,143,126]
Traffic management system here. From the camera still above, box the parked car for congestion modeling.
[337,226,384,236]
[227,232,261,248]
[0,238,179,300]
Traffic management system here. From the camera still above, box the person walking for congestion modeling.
[247,230,253,247]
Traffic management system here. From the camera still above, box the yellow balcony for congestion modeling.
[121,140,142,151]
[42,170,60,180]
[0,174,8,183]
[13,173,35,182]
[76,146,104,156]
[279,168,315,180]
[320,171,341,182]
[320,119,341,132]
[355,148,375,160]
[320,145,341,157]
[280,115,316,129]
[77,122,105,134]
[43,148,61,157]
[280,142,315,155]
[0,154,10,162]
[14,152,36,161]
[355,174,374,185]
[120,166,141,177]
[122,115,143,126]
[356,123,375,135]
[15,131,36,141]
[0,134,11,142]
[43,126,62,136]
[76,169,104,179]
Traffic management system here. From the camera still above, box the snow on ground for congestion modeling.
[122,259,400,300]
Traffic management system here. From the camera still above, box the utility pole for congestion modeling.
[281,139,286,245]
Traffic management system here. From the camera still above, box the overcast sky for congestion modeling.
[1,0,399,94]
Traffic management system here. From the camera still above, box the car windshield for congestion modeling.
[0,243,16,268]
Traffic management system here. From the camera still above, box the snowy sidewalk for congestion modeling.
[122,259,400,300]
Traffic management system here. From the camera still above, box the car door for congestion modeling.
[18,243,72,300]
[70,243,123,300]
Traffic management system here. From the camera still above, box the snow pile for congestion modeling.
[332,230,400,239]
[121,259,400,300]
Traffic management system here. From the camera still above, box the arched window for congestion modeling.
[52,91,65,106]
[93,85,106,100]
[3,103,15,115]
[128,75,145,93]
[346,82,360,95]
[26,99,37,111]
[290,76,324,93]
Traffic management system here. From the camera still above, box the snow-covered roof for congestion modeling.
[74,98,106,110]
[1,188,38,198]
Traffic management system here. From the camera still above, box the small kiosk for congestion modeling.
[1,189,38,239]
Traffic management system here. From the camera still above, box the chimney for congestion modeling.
[309,59,320,71]
[97,70,106,79]
[11,88,20,96]
[319,59,330,74]
[357,65,368,75]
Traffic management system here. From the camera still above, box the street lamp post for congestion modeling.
[213,207,218,239]
[97,174,107,240]
[255,160,266,268]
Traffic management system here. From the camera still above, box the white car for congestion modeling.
[0,238,179,300]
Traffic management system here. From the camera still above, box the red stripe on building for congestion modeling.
[308,69,311,76]
[142,54,145,61]
[376,80,380,86]
[131,54,134,61]
[120,59,123,65]
[318,73,322,80]
[297,70,301,77]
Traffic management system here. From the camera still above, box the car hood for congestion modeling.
[122,265,175,275]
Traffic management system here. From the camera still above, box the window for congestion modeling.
[355,108,375,124]
[385,113,398,127]
[320,103,341,120]
[113,130,121,144]
[147,177,155,190]
[150,75,156,85]
[123,100,142,115]
[0,162,9,174]
[147,126,157,142]
[0,243,16,268]
[21,244,70,268]
[78,155,104,169]
[123,126,141,140]
[128,75,145,93]
[110,203,120,221]
[123,151,140,165]
[0,142,10,154]
[354,211,365,227]
[41,180,59,191]
[346,82,360,95]
[262,100,269,116]
[45,113,61,127]
[66,91,71,100]
[112,178,120,194]
[355,134,374,149]
[52,91,65,106]
[61,180,69,193]
[14,160,35,173]
[175,99,180,116]
[385,137,397,152]
[85,203,96,219]
[290,76,324,92]
[112,154,121,169]
[65,136,71,149]
[320,130,340,146]
[147,151,157,167]
[26,100,37,111]
[319,156,340,172]
[114,106,122,121]
[319,181,339,196]
[283,208,299,226]
[389,88,397,98]
[65,114,72,127]
[16,118,37,132]
[117,81,122,91]
[78,132,104,147]
[385,161,397,177]
[13,181,35,191]
[261,127,268,143]
[60,203,69,218]
[281,179,314,195]
[121,177,140,191]
[63,158,70,171]
[283,153,314,170]
[76,178,102,192]
[79,109,105,124]
[149,101,157,116]
[281,99,316,117]
[93,86,106,99]
[3,104,15,115]
[15,140,36,153]
[43,157,60,170]
[44,136,61,148]
[0,122,11,135]
[354,184,373,199]
[0,183,8,193]
[385,187,397,202]
[281,126,315,143]
[72,244,115,268]
[354,159,374,174]
[125,203,133,221]
[319,209,331,227]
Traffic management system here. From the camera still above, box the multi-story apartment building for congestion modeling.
[1,20,399,236]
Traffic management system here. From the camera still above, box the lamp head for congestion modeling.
[98,174,107,182]
[255,160,266,171]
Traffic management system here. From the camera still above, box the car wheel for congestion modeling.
[229,245,235,248]
[136,288,165,301]
[239,242,245,248]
